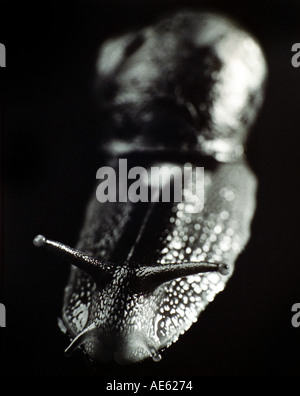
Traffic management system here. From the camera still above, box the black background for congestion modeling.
[1,0,300,376]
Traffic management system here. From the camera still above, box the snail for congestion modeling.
[33,10,267,364]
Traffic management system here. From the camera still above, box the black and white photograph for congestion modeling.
[1,0,300,379]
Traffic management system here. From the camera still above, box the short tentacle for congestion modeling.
[64,323,98,357]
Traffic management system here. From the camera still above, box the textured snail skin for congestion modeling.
[35,10,267,364]
[61,160,257,364]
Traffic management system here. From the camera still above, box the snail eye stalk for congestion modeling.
[135,261,230,292]
[33,235,113,284]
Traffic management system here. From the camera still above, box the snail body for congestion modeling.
[34,10,267,364]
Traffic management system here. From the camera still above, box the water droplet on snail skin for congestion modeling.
[152,353,162,362]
